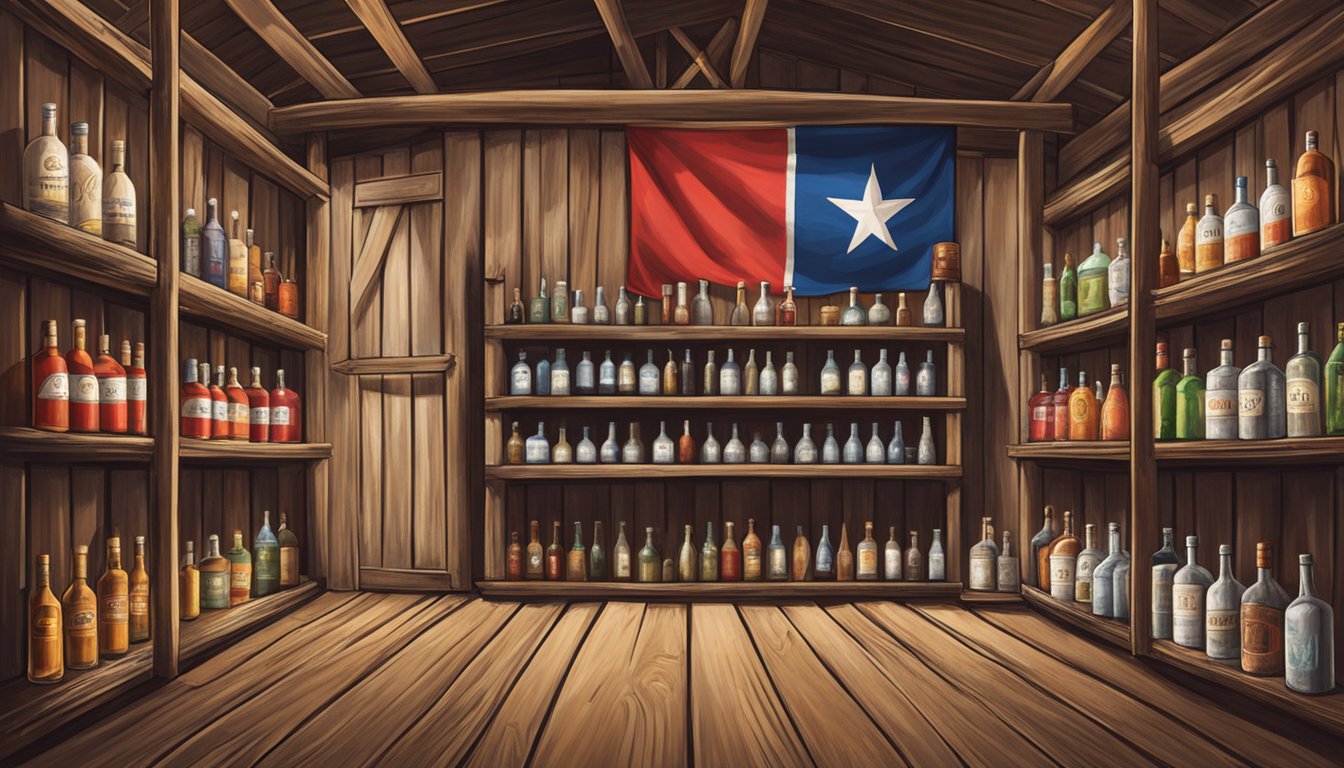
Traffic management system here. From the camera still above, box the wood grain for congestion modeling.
[178,440,332,462]
[222,0,358,99]
[345,0,437,94]
[350,205,406,317]
[477,580,962,600]
[180,274,327,350]
[485,324,966,342]
[593,0,653,88]
[179,579,320,659]
[730,0,768,88]
[353,171,443,208]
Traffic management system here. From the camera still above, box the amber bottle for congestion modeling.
[180,540,200,621]
[128,536,149,643]
[1293,130,1335,236]
[62,544,98,668]
[506,422,525,464]
[29,555,63,684]
[1157,239,1178,288]
[208,365,230,439]
[1176,202,1197,279]
[791,525,811,581]
[226,367,250,441]
[525,521,544,580]
[677,419,695,464]
[98,535,129,658]
[506,532,523,579]
[1068,371,1098,440]
[835,523,854,581]
[545,521,563,580]
[1099,364,1129,440]
[263,251,282,311]
[742,518,763,581]
[566,522,587,581]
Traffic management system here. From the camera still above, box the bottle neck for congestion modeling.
[42,112,56,137]
[1258,345,1272,363]
[1299,331,1310,355]
[1187,545,1198,564]
[1300,562,1316,597]
[1219,552,1232,577]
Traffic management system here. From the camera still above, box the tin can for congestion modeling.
[819,305,841,326]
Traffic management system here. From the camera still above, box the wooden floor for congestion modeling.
[19,592,1343,767]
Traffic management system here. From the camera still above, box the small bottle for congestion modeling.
[550,349,571,396]
[570,289,589,324]
[589,521,605,580]
[546,522,563,580]
[226,367,250,441]
[227,210,249,297]
[760,351,779,396]
[753,281,773,326]
[1101,363,1130,441]
[1074,523,1103,604]
[1157,239,1178,289]
[1195,194,1224,273]
[102,140,136,248]
[847,351,867,396]
[1286,553,1335,694]
[1028,374,1054,442]
[1293,130,1335,236]
[820,350,842,395]
[743,349,759,395]
[98,536,129,657]
[225,530,252,607]
[968,518,999,591]
[865,422,885,463]
[701,422,721,463]
[719,349,741,395]
[770,422,790,464]
[203,198,227,289]
[691,279,713,325]
[623,422,643,463]
[916,349,937,397]
[180,541,200,622]
[575,425,597,464]
[923,282,944,327]
[886,420,905,464]
[552,425,572,464]
[567,523,587,581]
[1040,263,1058,326]
[529,277,551,324]
[1058,253,1077,320]
[721,522,741,582]
[1224,175,1260,263]
[781,351,799,394]
[673,281,690,325]
[506,532,524,580]
[997,531,1020,593]
[660,284,674,325]
[871,349,892,396]
[506,287,525,324]
[821,423,840,464]
[905,531,923,581]
[600,422,620,463]
[869,293,891,326]
[618,353,636,395]
[724,424,746,464]
[917,416,935,465]
[94,334,127,434]
[777,286,798,326]
[575,351,595,395]
[813,525,835,581]
[552,279,570,324]
[895,292,912,326]
[652,421,675,464]
[599,351,617,395]
[702,350,717,396]
[637,528,660,583]
[592,286,609,325]
[700,523,720,582]
[731,282,750,326]
[506,422,525,464]
[842,422,863,464]
[253,511,280,597]
[613,522,632,581]
[766,525,788,581]
[841,287,867,326]
[794,423,818,464]
[1260,159,1291,248]
[269,370,301,443]
[678,525,698,583]
[1076,242,1110,316]
[884,527,902,581]
[28,554,63,683]
[208,365,229,440]
[614,286,631,325]
[1107,237,1130,308]
[263,252,282,311]
[1150,528,1180,640]
[68,122,101,235]
[894,352,911,396]
[525,422,550,463]
[199,534,229,609]
[523,522,544,580]
[856,523,878,581]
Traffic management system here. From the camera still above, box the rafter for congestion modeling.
[1014,0,1130,101]
[672,19,737,90]
[223,0,360,99]
[346,0,437,93]
[593,0,653,88]
[669,26,726,88]
[730,0,768,88]
[114,1,148,34]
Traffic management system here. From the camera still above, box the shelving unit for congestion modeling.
[0,202,157,297]
[476,580,962,600]
[0,427,155,462]
[486,324,966,343]
[486,395,966,412]
[486,464,963,481]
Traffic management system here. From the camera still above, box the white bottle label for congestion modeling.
[272,406,291,425]
[847,370,866,395]
[652,441,674,463]
[182,397,212,419]
[510,368,531,394]
[1239,389,1265,417]
[1197,220,1223,245]
[1225,209,1257,238]
[1152,563,1176,615]
[1049,555,1076,601]
[229,401,249,425]
[1206,389,1236,419]
[820,370,840,394]
[71,373,99,403]
[969,555,994,590]
[1032,405,1050,422]
[1172,583,1205,645]
[212,400,227,423]
[251,406,270,425]
[99,376,126,403]
[1286,377,1318,414]
[127,377,146,401]
[1261,188,1289,224]
[551,370,570,394]
[615,551,631,577]
[37,372,69,400]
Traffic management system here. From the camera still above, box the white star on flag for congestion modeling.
[826,164,915,254]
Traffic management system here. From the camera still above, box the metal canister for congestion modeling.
[932,241,961,282]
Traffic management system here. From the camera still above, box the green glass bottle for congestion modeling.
[566,522,586,581]
[253,509,279,597]
[1058,253,1077,321]
[589,520,605,580]
[637,527,660,582]
[1326,323,1344,435]
[1153,342,1179,441]
[1175,347,1205,440]
[1076,242,1111,317]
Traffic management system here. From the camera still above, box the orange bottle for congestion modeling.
[246,366,270,443]
[124,341,147,436]
[1068,371,1098,441]
[66,319,99,432]
[207,364,229,439]
[1157,238,1178,289]
[1175,203,1197,280]
[179,358,212,439]
[94,334,127,434]
[1293,130,1336,236]
[225,367,250,441]
[32,320,69,432]
[1100,364,1130,440]
[268,369,302,443]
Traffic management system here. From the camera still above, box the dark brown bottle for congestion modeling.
[791,525,811,581]
[525,521,543,580]
[677,420,695,464]
[836,522,854,581]
[507,288,525,324]
[545,521,563,580]
[506,531,523,579]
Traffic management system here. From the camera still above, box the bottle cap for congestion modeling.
[1186,202,1197,213]
[1265,159,1277,169]
[1111,362,1121,373]
[71,122,88,135]
[1205,194,1216,207]
[1257,541,1272,568]
[1301,554,1313,566]
[1219,544,1232,555]
[1258,335,1272,347]
[1298,321,1310,333]
[1186,535,1198,547]
[76,544,88,555]
[42,102,56,116]
[186,207,196,216]
[1235,176,1247,189]
[1221,339,1232,351]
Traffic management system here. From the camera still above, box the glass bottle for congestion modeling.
[841,287,867,326]
[576,351,595,395]
[660,284,674,325]
[1091,523,1122,619]
[623,422,644,463]
[1205,339,1241,440]
[729,282,750,326]
[720,522,740,581]
[179,541,200,622]
[916,349,937,397]
[856,522,878,581]
[699,523,720,582]
[1293,130,1335,236]
[847,351,867,396]
[1068,370,1097,440]
[24,102,69,223]
[924,282,944,327]
[613,522,631,581]
[1175,348,1204,440]
[998,531,1020,593]
[702,350,718,396]
[690,279,713,325]
[227,211,248,297]
[32,320,70,433]
[675,349,693,396]
[917,417,935,465]
[760,351,779,395]
[894,352,911,396]
[750,431,769,463]
[777,286,798,326]
[94,334,127,434]
[671,281,690,325]
[795,424,818,463]
[510,351,532,395]
[895,293,913,326]
[566,523,586,581]
[821,423,840,464]
[1173,535,1214,648]
[534,353,551,397]
[813,525,835,581]
[1052,367,1072,442]
[1286,321,1323,437]
[638,351,659,395]
[841,422,863,464]
[868,292,891,326]
[277,512,300,588]
[28,554,62,683]
[1151,528,1181,640]
[529,277,551,324]
[1157,239,1178,288]
[224,530,253,607]
[1224,175,1259,263]
[884,527,902,581]
[1153,343,1178,441]
[791,525,811,581]
[1029,374,1054,442]
[724,424,746,464]
[591,524,608,580]
[68,122,100,234]
[1286,554,1335,694]
[743,519,763,581]
[634,296,648,326]
[676,525,697,583]
[506,531,524,580]
[550,349,571,396]
[551,279,570,324]
[1261,159,1291,249]
[1113,540,1133,620]
[886,420,905,464]
[1030,506,1057,588]
[637,527,660,582]
[904,531,923,581]
[820,350,841,395]
[967,517,998,591]
[600,421,620,463]
[66,319,97,433]
[740,349,757,395]
[506,421,525,464]
[1329,323,1344,435]
[865,422,884,463]
[1058,253,1077,321]
[1195,194,1224,273]
[98,536,128,657]
[263,252,282,311]
[767,524,788,581]
[544,522,563,581]
[771,422,790,464]
[1074,523,1103,604]
[254,510,279,598]
[102,140,136,248]
[63,545,98,667]
[1107,237,1130,308]
[871,349,892,396]
[203,198,227,289]
[244,366,271,443]
[753,281,773,326]
[525,422,550,463]
[1241,541,1290,675]
[782,351,799,394]
[701,422,721,463]
[616,353,635,395]
[1047,511,1080,602]
[552,425,573,464]
[678,420,695,464]
[1205,544,1246,660]
[1077,242,1110,316]
[570,289,589,324]
[592,286,609,325]
[662,350,679,396]
[1041,263,1058,327]
[1239,335,1286,440]
[575,426,597,464]
[720,349,741,395]
[928,529,945,581]
[614,286,631,325]
[199,534,229,609]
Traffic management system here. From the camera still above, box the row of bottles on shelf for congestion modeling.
[1027,364,1130,441]
[505,277,950,328]
[32,319,147,434]
[27,513,301,684]
[965,518,1021,593]
[1039,130,1335,325]
[504,519,947,583]
[23,105,137,246]
[507,418,939,466]
[182,200,300,319]
[180,359,302,443]
[1029,509,1132,620]
[508,348,939,397]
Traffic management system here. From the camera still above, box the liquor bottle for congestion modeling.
[199,534,229,609]
[66,320,99,432]
[1075,523,1104,604]
[1108,237,1130,308]
[1224,176,1259,263]
[1286,554,1335,694]
[98,536,129,657]
[856,522,878,581]
[102,140,136,247]
[699,522,720,582]
[687,279,711,325]
[126,535,149,643]
[650,420,674,465]
[767,524,788,581]
[998,531,1020,593]
[791,525,811,581]
[576,426,597,464]
[614,286,631,325]
[718,521,741,581]
[865,422,884,463]
[1076,242,1110,317]
[835,523,854,581]
[33,320,70,432]
[551,279,570,324]
[730,282,749,326]
[202,198,227,288]
[1058,253,1077,321]
[612,353,632,395]
[1113,540,1132,620]
[225,530,252,606]
[506,532,523,580]
[554,424,573,461]
[886,420,905,464]
[545,521,563,580]
[660,284,673,325]
[895,293,913,326]
[670,281,690,325]
[782,351,799,394]
[1091,523,1122,619]
[1053,367,1072,442]
[1261,159,1291,248]
[1030,506,1057,588]
[904,531,923,581]
[819,350,841,395]
[613,522,631,581]
[916,349,937,397]
[1205,544,1245,660]
[215,369,243,439]
[90,334,127,434]
[1157,239,1178,288]
[822,423,841,464]
[181,358,211,439]
[68,122,101,234]
[813,524,835,581]
[509,351,532,395]
[1195,194,1224,273]
[924,282,945,327]
[1201,339,1240,440]
[206,364,228,439]
[1040,263,1059,327]
[917,417,935,465]
[794,423,817,463]
[278,512,300,588]
[523,521,544,580]
[1174,349,1204,440]
[968,517,998,591]
[550,349,571,396]
[1029,374,1054,442]
[24,103,69,223]
[724,424,746,464]
[1153,343,1178,441]
[596,351,616,395]
[246,366,271,442]
[1068,370,1097,440]
[1048,511,1080,602]
[1037,509,1069,593]
[1330,323,1344,435]
[841,287,867,326]
[28,555,62,684]
[885,526,902,581]
[1286,322,1323,437]
[62,544,97,668]
[269,369,301,443]
[623,422,644,463]
[1151,528,1180,640]
[699,350,717,396]
[1241,541,1290,675]
[661,559,675,582]
[701,422,721,463]
[278,276,298,317]
[263,252,282,311]
[571,289,589,324]
[753,281,773,326]
[845,351,869,397]
[778,286,798,326]
[1239,335,1286,439]
[1293,130,1335,236]
[742,349,758,395]
[636,351,658,396]
[671,419,693,465]
[594,287,610,324]
[1173,202,1197,280]
[180,540,200,621]
[1173,536,1213,648]
[566,522,587,581]
[675,524,696,583]
[720,349,741,395]
[525,422,550,463]
[928,528,945,581]
[227,211,248,296]
[600,422,620,463]
[676,350,692,395]
[771,423,790,464]
[868,292,891,326]
[244,229,262,301]
[254,511,279,597]
[759,351,779,396]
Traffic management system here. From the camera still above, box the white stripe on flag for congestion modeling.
[784,127,796,289]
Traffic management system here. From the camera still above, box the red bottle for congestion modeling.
[225,367,250,441]
[1028,374,1054,442]
[246,366,270,443]
[94,334,127,434]
[207,364,229,439]
[32,320,69,432]
[124,341,147,436]
[720,522,743,581]
[66,319,99,432]
[1051,367,1072,443]
[180,358,212,438]
[268,369,302,443]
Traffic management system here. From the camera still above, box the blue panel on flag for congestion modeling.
[790,125,955,295]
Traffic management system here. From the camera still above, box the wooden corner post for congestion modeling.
[1017,130,1044,587]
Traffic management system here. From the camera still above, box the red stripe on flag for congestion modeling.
[627,128,788,298]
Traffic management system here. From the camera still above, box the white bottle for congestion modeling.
[509,351,531,395]
[1107,237,1130,308]
[652,421,675,464]
[781,351,799,394]
[847,351,867,396]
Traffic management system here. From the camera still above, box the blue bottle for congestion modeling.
[202,197,227,289]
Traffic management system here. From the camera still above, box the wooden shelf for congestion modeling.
[180,578,321,661]
[1010,438,1344,467]
[485,324,965,343]
[180,274,327,351]
[486,395,966,412]
[179,440,332,462]
[1021,585,1129,649]
[0,427,154,462]
[0,202,157,297]
[486,463,962,481]
[1150,639,1344,739]
[476,580,962,601]
[959,590,1025,604]
[0,643,153,762]
[1018,306,1127,353]
[1155,222,1344,326]
[1007,441,1129,462]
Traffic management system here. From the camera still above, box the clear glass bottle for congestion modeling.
[1091,522,1121,618]
[1076,242,1110,316]
[720,349,741,395]
[1286,321,1323,437]
[1112,543,1132,620]
[253,512,279,598]
[923,282,944,327]
[868,293,891,326]
[509,351,532,395]
[600,421,620,463]
[529,277,550,324]
[702,350,718,396]
[612,521,631,581]
[917,416,935,465]
[814,525,835,581]
[570,289,589,324]
[701,422,721,463]
[1173,535,1214,648]
[968,517,998,591]
[847,351,867,396]
[842,422,863,463]
[598,351,617,395]
[614,286,631,325]
[865,422,884,463]
[777,286,797,326]
[1151,527,1181,640]
[743,349,759,395]
[678,525,698,582]
[749,430,769,463]
[760,351,779,395]
[771,422,790,464]
[1286,554,1335,694]
[884,527,902,581]
[1205,544,1246,660]
[1225,175,1259,263]
[871,349,892,396]
[821,423,840,464]
[998,531,1020,593]
[1205,339,1240,440]
[766,525,788,581]
[894,351,911,396]
[916,350,937,397]
[781,351,799,394]
[203,198,227,289]
[904,531,923,581]
[700,522,720,581]
[576,426,597,463]
[1260,159,1291,248]
[652,421,674,464]
[753,281,773,326]
[1241,541,1290,676]
[841,287,867,326]
[856,522,878,581]
[593,286,609,324]
[928,529,945,581]
[1175,348,1204,440]
[1196,194,1225,273]
[622,422,643,463]
[589,521,605,580]
[551,279,570,324]
[820,350,841,395]
[886,420,905,464]
[1239,335,1286,439]
[1074,523,1104,604]
[1107,237,1130,308]
[575,351,595,395]
[525,422,550,464]
[724,424,746,464]
[691,279,713,325]
[550,349,570,396]
[637,351,659,396]
[794,423,818,463]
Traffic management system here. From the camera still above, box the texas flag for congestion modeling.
[627,125,955,297]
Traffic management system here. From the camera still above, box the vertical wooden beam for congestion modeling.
[1017,130,1043,588]
[1129,0,1159,656]
[305,133,331,585]
[730,0,768,88]
[148,0,181,679]
[593,0,653,88]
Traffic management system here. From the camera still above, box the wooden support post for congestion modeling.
[148,0,181,679]
[1129,0,1159,656]
[1017,130,1043,587]
[305,133,331,585]
[944,282,963,583]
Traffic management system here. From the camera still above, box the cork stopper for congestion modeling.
[120,339,132,365]
[1221,339,1232,351]
[1205,194,1217,208]
[1156,341,1169,353]
[1185,535,1198,548]
[1258,335,1272,348]
[134,342,145,367]
[1298,321,1310,334]
[1257,541,1272,569]
[100,333,111,355]
[73,318,86,348]
[1186,202,1197,215]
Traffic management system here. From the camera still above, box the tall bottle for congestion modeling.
[1329,323,1344,435]
[62,544,98,668]
[567,523,587,581]
[652,420,675,465]
[916,350,937,397]
[701,422,721,463]
[865,422,884,463]
[199,534,230,609]
[1172,536,1213,648]
[1091,523,1121,618]
[1068,370,1097,440]
[1239,335,1286,439]
[1151,528,1180,640]
[551,279,570,324]
[924,282,945,327]
[263,252,282,311]
[771,422,790,464]
[1074,523,1104,604]
[927,528,944,581]
[904,531,923,581]
[1175,348,1204,440]
[1030,506,1056,588]
[1293,130,1335,236]
[28,555,63,683]
[98,536,129,657]
[1224,176,1259,263]
[589,522,606,577]
[546,521,563,580]
[1176,202,1197,280]
[1205,339,1241,440]
[1058,253,1077,321]
[678,525,697,582]
[847,351,867,396]
[68,122,101,234]
[791,525,811,581]
[1205,544,1246,660]
[102,140,136,248]
[94,334,127,434]
[1261,159,1291,248]
[700,523,720,582]
[661,350,680,397]
[1241,541,1290,675]
[550,348,571,396]
[886,420,905,464]
[247,366,271,442]
[269,370,301,443]
[277,512,300,587]
[917,416,936,465]
[760,351,779,396]
[1107,237,1130,308]
[32,320,70,432]
[226,530,252,606]
[819,350,841,395]
[202,364,225,439]
[782,351,799,394]
[856,522,878,581]
[246,229,263,300]
[1112,539,1132,620]
[1286,322,1323,437]
[884,527,902,581]
[67,320,99,433]
[997,531,1020,593]
[1153,343,1179,441]
[254,510,280,596]
[871,349,892,397]
[1047,511,1080,602]
[968,517,998,591]
[1195,194,1224,273]
[1100,364,1129,441]
[25,103,69,222]
[227,211,249,297]
[180,540,200,621]
[1040,263,1058,327]
[1076,242,1110,317]
[637,527,660,582]
[767,525,788,581]
[720,349,741,395]
[203,198,227,289]
[812,525,834,581]
[752,281,773,326]
[127,536,150,643]
[1052,367,1072,443]
[225,367,249,441]
[1158,239,1179,288]
[612,522,631,581]
[720,521,741,581]
[743,519,763,581]
[1286,554,1335,694]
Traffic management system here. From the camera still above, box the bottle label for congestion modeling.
[998,561,1019,592]
[1239,389,1265,417]
[1206,609,1239,656]
[768,549,788,577]
[70,608,96,635]
[1261,189,1289,224]
[820,370,840,394]
[33,604,60,637]
[884,549,901,579]
[213,399,228,423]
[721,369,740,395]
[1049,556,1076,600]
[1286,377,1318,415]
[615,551,630,577]
[281,546,300,585]
[782,368,798,393]
[857,549,877,576]
[102,593,128,622]
[511,368,531,394]
[99,376,126,403]
[202,572,228,606]
[1241,604,1284,671]
[744,550,762,577]
[229,401,249,425]
[71,373,99,403]
[251,406,270,425]
[1172,583,1205,645]
[1225,210,1257,239]
[652,441,674,463]
[37,372,69,401]
[1031,405,1049,422]
[1286,622,1318,673]
[847,369,866,395]
[1294,176,1331,233]
[105,194,136,226]
[551,370,570,394]
[231,564,251,591]
[969,554,994,590]
[1206,389,1236,419]
[1075,577,1092,602]
[128,376,146,401]
[1152,563,1176,616]
[182,397,212,419]
[272,406,291,426]
[130,587,148,617]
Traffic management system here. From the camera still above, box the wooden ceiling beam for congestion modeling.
[270,90,1074,133]
[345,0,438,93]
[1014,0,1131,102]
[669,26,726,88]
[671,19,737,90]
[115,1,148,34]
[593,0,653,88]
[222,0,360,99]
[730,0,768,88]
